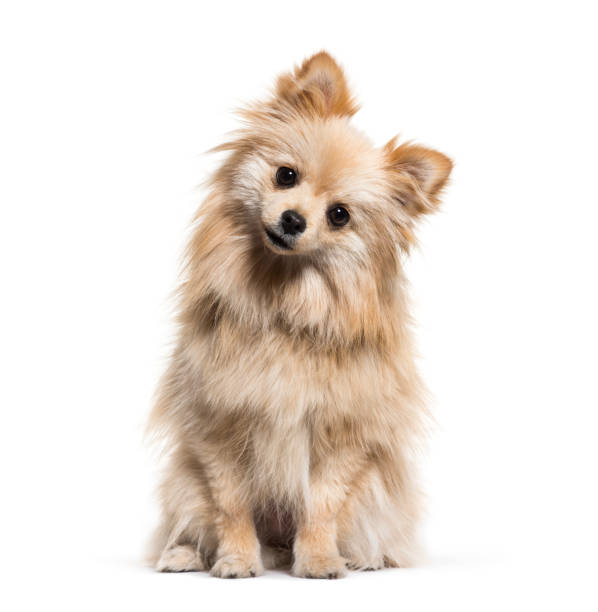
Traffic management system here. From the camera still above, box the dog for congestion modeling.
[147,51,452,578]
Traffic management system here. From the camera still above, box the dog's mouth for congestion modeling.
[264,227,293,251]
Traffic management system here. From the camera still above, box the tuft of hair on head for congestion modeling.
[274,51,359,118]
[384,137,453,217]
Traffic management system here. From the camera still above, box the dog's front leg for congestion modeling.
[292,450,363,579]
[204,453,263,578]
[210,505,263,578]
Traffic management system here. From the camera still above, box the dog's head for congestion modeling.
[217,51,452,270]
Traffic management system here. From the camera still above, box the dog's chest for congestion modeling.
[189,324,384,422]
[249,417,311,505]
[187,321,396,502]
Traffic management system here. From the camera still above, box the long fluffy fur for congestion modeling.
[147,51,452,578]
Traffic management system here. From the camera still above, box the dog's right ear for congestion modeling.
[275,51,359,118]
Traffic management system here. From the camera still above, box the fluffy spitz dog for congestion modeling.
[148,52,452,578]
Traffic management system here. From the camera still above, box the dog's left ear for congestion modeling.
[276,51,359,117]
[384,139,453,215]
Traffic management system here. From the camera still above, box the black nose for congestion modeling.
[280,209,306,235]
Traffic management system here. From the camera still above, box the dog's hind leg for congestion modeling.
[149,446,216,573]
[337,464,422,570]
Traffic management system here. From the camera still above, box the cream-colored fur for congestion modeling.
[147,51,452,578]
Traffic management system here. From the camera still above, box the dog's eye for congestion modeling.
[276,167,297,188]
[327,205,350,227]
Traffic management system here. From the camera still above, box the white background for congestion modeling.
[1,1,597,610]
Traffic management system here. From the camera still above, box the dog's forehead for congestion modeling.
[286,118,381,194]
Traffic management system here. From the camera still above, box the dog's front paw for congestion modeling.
[210,554,264,578]
[292,554,348,579]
